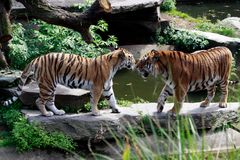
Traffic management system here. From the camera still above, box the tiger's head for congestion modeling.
[136,49,162,79]
[112,48,135,70]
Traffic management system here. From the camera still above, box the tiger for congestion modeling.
[2,48,135,116]
[136,46,237,114]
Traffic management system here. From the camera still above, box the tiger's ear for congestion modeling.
[118,50,125,59]
[151,49,158,53]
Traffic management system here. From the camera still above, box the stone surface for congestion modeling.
[0,70,21,88]
[110,0,163,14]
[20,82,90,109]
[12,0,163,14]
[22,102,240,140]
[220,17,240,37]
[0,147,79,160]
[185,29,240,53]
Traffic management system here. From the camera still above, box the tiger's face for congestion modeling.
[116,48,136,70]
[136,51,155,79]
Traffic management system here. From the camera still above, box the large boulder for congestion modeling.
[220,17,240,37]
[22,102,240,141]
[187,29,240,53]
[0,70,21,88]
[20,82,90,110]
[0,70,21,100]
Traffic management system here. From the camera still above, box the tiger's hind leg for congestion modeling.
[36,81,55,116]
[46,95,65,115]
[36,98,54,117]
[157,84,173,113]
[103,85,120,113]
[200,85,216,108]
[219,81,229,108]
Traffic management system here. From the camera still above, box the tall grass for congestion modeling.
[89,115,240,159]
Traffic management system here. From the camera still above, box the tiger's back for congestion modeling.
[28,53,113,89]
[167,47,232,92]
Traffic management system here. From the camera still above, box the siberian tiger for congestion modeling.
[136,47,237,114]
[2,48,135,116]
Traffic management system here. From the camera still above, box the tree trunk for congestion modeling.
[0,0,12,69]
[16,0,112,43]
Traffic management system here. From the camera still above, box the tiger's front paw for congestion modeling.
[200,101,210,108]
[92,110,101,116]
[219,102,227,108]
[43,111,54,117]
[111,108,120,113]
[157,103,164,113]
[55,109,65,115]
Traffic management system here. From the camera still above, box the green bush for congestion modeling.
[12,119,75,152]
[156,27,209,52]
[9,20,118,69]
[0,101,76,152]
[161,0,176,11]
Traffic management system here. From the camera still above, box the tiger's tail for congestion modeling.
[2,62,34,106]
[228,80,239,85]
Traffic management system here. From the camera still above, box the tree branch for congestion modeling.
[16,0,112,43]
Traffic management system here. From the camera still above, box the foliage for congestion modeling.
[0,101,76,152]
[9,20,118,69]
[0,131,14,147]
[77,97,148,113]
[12,120,75,152]
[156,27,209,52]
[78,100,109,113]
[92,114,240,159]
[160,0,176,12]
[72,0,94,12]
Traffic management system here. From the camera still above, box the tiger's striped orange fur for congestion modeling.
[136,46,237,114]
[3,48,135,116]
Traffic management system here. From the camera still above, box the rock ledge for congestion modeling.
[22,102,240,140]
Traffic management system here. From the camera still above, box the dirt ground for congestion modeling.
[161,13,196,29]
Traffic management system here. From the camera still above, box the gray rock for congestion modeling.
[0,70,21,88]
[186,29,240,53]
[0,147,79,160]
[22,102,240,141]
[20,82,90,110]
[12,0,163,14]
[110,0,163,14]
[220,17,240,37]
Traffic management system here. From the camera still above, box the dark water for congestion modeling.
[176,1,240,22]
[113,70,239,103]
